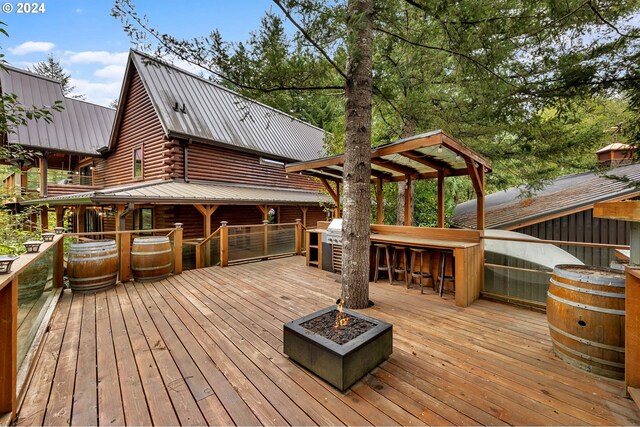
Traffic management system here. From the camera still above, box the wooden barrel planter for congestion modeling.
[131,236,172,281]
[68,240,118,292]
[547,264,625,379]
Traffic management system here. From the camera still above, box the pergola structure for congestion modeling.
[286,130,492,229]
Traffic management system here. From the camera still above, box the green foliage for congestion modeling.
[0,205,42,256]
[29,54,85,99]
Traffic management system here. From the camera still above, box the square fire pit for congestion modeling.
[283,306,392,391]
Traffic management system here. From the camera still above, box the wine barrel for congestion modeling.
[131,236,172,281]
[68,240,118,292]
[547,264,625,379]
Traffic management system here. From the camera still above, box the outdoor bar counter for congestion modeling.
[369,225,484,307]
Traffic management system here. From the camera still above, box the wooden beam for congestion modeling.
[220,221,229,267]
[466,160,483,197]
[372,132,443,158]
[372,158,418,176]
[334,182,341,218]
[399,150,452,172]
[285,154,345,173]
[299,206,308,227]
[437,169,445,228]
[55,206,64,228]
[441,132,492,171]
[404,175,412,226]
[295,219,303,255]
[477,166,485,230]
[40,206,49,231]
[194,204,219,237]
[255,205,269,221]
[320,177,341,217]
[76,206,85,234]
[387,168,468,182]
[173,224,183,274]
[376,179,384,224]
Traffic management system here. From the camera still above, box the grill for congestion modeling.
[322,219,343,273]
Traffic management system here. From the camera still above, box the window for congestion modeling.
[137,208,153,231]
[133,147,143,178]
[79,165,93,186]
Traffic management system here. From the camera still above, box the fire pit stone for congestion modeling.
[283,306,392,391]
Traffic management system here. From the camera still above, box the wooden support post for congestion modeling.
[220,221,229,267]
[173,223,183,275]
[404,175,412,226]
[437,169,445,228]
[376,179,384,224]
[295,219,303,255]
[477,167,485,230]
[29,212,37,232]
[19,171,27,196]
[55,206,64,228]
[40,206,49,231]
[195,204,218,266]
[300,206,308,227]
[115,204,132,282]
[39,155,48,197]
[256,205,269,221]
[627,268,640,398]
[76,205,85,234]
[467,161,485,230]
[334,182,341,218]
[53,237,64,288]
[263,220,269,257]
[0,277,18,418]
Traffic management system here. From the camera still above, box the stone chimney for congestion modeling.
[596,143,635,168]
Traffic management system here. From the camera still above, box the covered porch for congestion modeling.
[14,256,640,426]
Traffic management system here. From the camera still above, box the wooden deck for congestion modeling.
[16,256,640,426]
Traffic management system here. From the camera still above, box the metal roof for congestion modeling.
[452,163,640,230]
[596,143,633,154]
[120,50,326,162]
[286,129,491,182]
[25,180,329,206]
[0,65,115,155]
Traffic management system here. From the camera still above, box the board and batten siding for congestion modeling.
[187,142,322,191]
[514,208,629,267]
[94,68,170,187]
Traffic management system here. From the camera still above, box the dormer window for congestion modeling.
[133,147,143,179]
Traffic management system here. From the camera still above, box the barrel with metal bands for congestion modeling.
[547,264,625,379]
[131,236,172,281]
[68,240,118,292]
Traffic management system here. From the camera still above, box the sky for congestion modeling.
[2,0,274,106]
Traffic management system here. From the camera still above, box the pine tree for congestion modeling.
[30,55,85,99]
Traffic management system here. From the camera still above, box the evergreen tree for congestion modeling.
[30,54,85,99]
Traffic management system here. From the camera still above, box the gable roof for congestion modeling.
[0,64,116,155]
[452,163,640,230]
[109,50,326,162]
[24,179,329,206]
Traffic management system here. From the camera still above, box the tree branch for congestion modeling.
[373,26,515,86]
[271,0,348,81]
[589,1,640,39]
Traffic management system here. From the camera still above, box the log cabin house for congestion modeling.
[2,51,330,241]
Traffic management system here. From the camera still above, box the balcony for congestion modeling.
[2,170,101,203]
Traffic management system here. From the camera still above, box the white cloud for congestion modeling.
[8,41,55,55]
[75,8,82,13]
[64,51,128,65]
[94,64,126,80]
[69,78,122,107]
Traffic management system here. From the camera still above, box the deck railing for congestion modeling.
[0,234,64,422]
[193,220,304,268]
[481,235,630,309]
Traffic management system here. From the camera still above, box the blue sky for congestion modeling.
[3,0,274,106]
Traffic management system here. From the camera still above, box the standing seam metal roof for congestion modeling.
[452,163,640,229]
[0,65,116,155]
[129,50,326,162]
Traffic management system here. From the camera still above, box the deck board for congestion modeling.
[17,256,640,426]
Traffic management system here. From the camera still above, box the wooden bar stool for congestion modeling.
[438,250,455,297]
[391,245,409,287]
[373,244,392,285]
[409,248,434,293]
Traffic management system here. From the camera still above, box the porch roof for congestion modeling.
[24,180,329,206]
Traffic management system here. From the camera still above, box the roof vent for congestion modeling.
[171,102,187,114]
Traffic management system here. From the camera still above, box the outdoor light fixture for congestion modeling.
[54,227,65,235]
[42,232,55,242]
[90,161,95,170]
[0,256,17,274]
[24,241,43,253]
[437,145,443,154]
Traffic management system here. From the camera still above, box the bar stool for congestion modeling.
[438,250,455,297]
[409,248,434,293]
[373,244,392,285]
[391,245,409,286]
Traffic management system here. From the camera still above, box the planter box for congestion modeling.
[283,306,392,391]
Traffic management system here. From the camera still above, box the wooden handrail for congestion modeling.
[225,222,298,229]
[64,228,177,237]
[481,235,630,250]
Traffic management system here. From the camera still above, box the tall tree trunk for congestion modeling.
[396,120,415,225]
[342,0,373,310]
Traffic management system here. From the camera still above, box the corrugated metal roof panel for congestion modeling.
[452,163,640,229]
[27,180,329,205]
[0,65,116,155]
[130,51,326,162]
